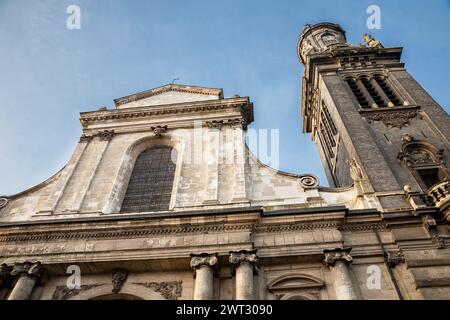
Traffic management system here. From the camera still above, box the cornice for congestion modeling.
[80,97,253,128]
[0,223,256,244]
[0,218,389,244]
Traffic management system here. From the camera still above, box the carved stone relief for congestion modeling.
[323,248,353,266]
[51,284,103,300]
[299,175,319,189]
[112,268,128,293]
[0,198,8,209]
[133,281,182,300]
[363,110,418,128]
[151,125,168,137]
[387,251,405,267]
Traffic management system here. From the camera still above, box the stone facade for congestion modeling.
[0,25,449,300]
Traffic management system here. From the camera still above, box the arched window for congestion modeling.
[373,75,401,106]
[267,273,325,300]
[322,33,337,46]
[120,146,177,213]
[398,141,449,191]
[359,76,386,107]
[345,77,369,108]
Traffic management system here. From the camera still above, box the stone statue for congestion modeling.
[349,158,365,182]
[363,33,384,48]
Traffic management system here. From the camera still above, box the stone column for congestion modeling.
[229,250,258,300]
[0,264,9,288]
[323,248,359,300]
[356,79,378,108]
[8,262,43,300]
[370,78,394,107]
[190,253,218,300]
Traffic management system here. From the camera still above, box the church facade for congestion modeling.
[0,22,449,300]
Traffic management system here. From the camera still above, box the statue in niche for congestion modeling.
[349,158,365,182]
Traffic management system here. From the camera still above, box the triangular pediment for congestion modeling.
[114,84,223,109]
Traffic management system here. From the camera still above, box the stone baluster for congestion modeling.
[190,253,218,300]
[323,248,359,300]
[229,250,258,300]
[8,262,44,300]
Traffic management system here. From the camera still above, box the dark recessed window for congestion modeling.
[120,147,177,213]
[416,168,440,190]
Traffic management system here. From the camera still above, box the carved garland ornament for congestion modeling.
[133,281,183,300]
[79,130,115,143]
[363,110,418,128]
[51,284,103,300]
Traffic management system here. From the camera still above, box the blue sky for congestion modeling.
[0,0,449,195]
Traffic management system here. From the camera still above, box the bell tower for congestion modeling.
[298,22,450,214]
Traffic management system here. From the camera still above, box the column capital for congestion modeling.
[11,262,44,279]
[323,248,353,267]
[229,250,258,265]
[190,253,218,270]
[229,250,258,274]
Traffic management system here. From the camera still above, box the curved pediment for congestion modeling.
[267,273,324,291]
